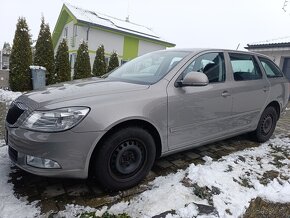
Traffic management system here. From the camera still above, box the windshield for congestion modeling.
[106,51,190,84]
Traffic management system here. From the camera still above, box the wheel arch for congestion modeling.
[88,119,163,176]
[266,101,281,119]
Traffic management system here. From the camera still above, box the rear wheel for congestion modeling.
[94,127,156,191]
[251,106,278,143]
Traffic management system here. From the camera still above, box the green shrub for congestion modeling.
[9,17,32,91]
[107,51,119,73]
[34,16,55,84]
[55,39,71,83]
[92,44,107,77]
[73,41,91,79]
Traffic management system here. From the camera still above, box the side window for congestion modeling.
[229,53,262,81]
[259,57,283,78]
[182,52,226,83]
[63,27,68,39]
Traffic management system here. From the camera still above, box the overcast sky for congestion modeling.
[1,0,290,50]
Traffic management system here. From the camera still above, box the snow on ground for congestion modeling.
[0,89,40,218]
[108,171,207,217]
[0,146,41,218]
[186,136,290,217]
[0,89,22,104]
[57,136,290,218]
[0,139,5,147]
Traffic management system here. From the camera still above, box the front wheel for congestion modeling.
[94,127,156,191]
[251,106,278,143]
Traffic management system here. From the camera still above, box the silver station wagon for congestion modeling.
[5,49,289,190]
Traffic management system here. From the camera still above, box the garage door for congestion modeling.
[282,58,290,81]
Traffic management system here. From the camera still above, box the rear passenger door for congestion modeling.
[227,52,270,130]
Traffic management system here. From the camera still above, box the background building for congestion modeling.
[0,42,11,70]
[52,3,175,76]
[246,38,290,82]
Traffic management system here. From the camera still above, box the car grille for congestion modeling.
[6,102,26,125]
[8,146,18,162]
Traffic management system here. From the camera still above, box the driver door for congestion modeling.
[167,52,233,150]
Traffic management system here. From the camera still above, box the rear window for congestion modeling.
[259,57,284,78]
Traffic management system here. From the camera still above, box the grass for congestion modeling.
[244,197,290,218]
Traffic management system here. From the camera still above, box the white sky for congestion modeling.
[1,0,290,50]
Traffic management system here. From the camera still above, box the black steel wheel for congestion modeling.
[94,127,156,191]
[251,106,278,143]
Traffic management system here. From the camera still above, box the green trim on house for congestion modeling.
[52,5,78,48]
[123,36,139,60]
[68,50,124,58]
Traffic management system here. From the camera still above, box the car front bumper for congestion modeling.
[6,126,104,179]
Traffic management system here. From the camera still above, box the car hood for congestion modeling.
[17,78,149,110]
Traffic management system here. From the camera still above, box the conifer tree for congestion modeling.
[9,17,32,91]
[107,51,119,72]
[55,39,71,83]
[34,16,55,84]
[92,44,107,77]
[73,41,91,79]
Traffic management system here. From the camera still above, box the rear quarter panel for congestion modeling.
[266,77,289,113]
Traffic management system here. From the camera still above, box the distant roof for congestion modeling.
[245,36,290,49]
[63,3,174,46]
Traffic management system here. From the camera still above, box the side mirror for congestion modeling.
[179,71,209,87]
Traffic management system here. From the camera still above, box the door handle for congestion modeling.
[263,86,270,92]
[221,91,231,97]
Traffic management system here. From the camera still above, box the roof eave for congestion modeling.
[52,4,78,48]
[246,42,290,49]
[76,20,175,47]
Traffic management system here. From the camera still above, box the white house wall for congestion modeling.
[247,48,290,69]
[138,40,165,56]
[54,21,75,53]
[87,27,124,55]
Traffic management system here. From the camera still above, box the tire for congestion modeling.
[94,126,156,191]
[251,106,278,143]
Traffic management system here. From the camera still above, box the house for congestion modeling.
[245,38,290,81]
[0,42,11,70]
[52,3,175,76]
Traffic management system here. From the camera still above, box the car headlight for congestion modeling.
[21,107,90,132]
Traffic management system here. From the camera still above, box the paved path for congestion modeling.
[2,102,290,214]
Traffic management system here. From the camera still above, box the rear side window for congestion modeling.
[229,53,262,81]
[259,57,284,78]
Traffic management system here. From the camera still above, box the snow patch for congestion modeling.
[0,139,5,147]
[56,204,98,218]
[0,146,40,218]
[165,203,199,218]
[186,137,290,217]
[29,65,46,70]
[0,89,22,103]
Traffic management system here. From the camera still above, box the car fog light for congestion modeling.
[26,155,61,169]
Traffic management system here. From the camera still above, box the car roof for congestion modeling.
[165,48,271,59]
